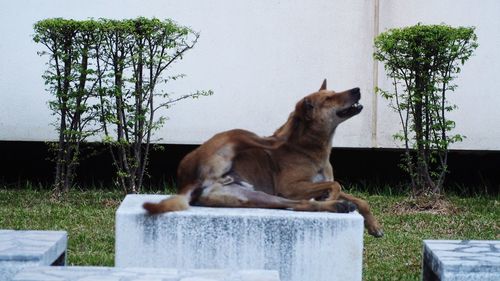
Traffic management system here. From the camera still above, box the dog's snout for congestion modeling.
[350,87,361,99]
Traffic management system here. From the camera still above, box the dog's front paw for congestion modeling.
[368,228,384,238]
[367,221,384,238]
[335,200,357,213]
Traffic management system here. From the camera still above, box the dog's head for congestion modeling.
[295,79,363,130]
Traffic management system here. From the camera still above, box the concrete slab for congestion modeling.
[12,266,280,281]
[422,240,500,281]
[116,194,364,281]
[0,230,67,280]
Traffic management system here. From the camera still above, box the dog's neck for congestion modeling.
[273,113,336,153]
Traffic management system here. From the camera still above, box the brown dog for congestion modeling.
[144,80,383,237]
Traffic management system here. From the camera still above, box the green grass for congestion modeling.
[0,188,498,280]
[361,193,499,280]
[0,189,122,265]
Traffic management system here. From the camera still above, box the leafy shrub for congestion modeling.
[34,18,212,194]
[374,24,478,196]
[34,19,102,194]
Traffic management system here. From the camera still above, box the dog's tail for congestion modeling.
[143,182,198,214]
[142,195,190,214]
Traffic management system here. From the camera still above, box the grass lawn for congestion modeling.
[0,188,498,280]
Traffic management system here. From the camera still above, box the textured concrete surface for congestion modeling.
[116,195,364,281]
[0,230,67,280]
[13,266,280,281]
[422,240,500,281]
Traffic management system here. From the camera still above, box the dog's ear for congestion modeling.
[297,97,314,121]
[319,79,327,91]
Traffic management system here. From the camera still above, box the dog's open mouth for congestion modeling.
[336,102,363,118]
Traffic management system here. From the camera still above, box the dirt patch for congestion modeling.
[101,198,121,208]
[391,194,458,215]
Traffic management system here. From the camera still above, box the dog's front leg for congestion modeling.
[279,181,342,201]
[336,191,384,237]
[323,159,334,181]
[281,181,384,238]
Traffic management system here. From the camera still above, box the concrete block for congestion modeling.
[0,230,67,280]
[116,194,364,281]
[422,240,500,281]
[13,266,280,281]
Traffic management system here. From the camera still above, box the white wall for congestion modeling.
[376,0,500,150]
[0,0,498,150]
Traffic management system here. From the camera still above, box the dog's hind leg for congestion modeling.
[195,183,355,213]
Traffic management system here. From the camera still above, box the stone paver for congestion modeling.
[0,230,67,280]
[12,266,280,281]
[422,240,500,281]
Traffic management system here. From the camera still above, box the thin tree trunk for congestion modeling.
[55,34,74,194]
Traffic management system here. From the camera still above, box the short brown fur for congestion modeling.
[143,80,383,237]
